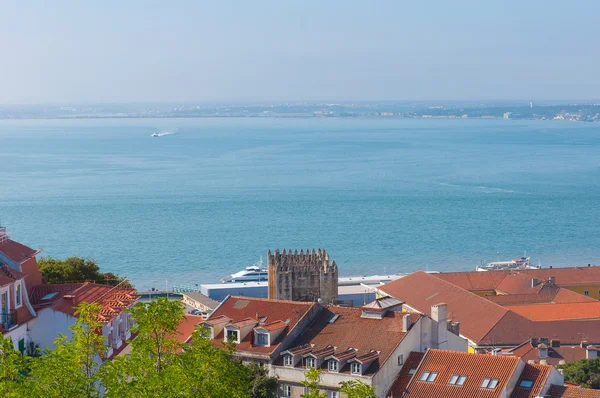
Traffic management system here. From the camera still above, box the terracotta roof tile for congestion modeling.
[506,302,600,321]
[547,385,600,398]
[510,363,552,398]
[402,349,521,398]
[281,306,419,375]
[0,239,38,264]
[388,351,425,398]
[258,320,288,331]
[176,314,205,344]
[496,272,546,295]
[506,340,588,366]
[204,296,314,356]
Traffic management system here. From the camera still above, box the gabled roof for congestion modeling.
[387,351,425,398]
[547,385,600,398]
[506,340,588,366]
[0,238,38,264]
[496,272,548,295]
[176,314,205,344]
[204,296,314,355]
[510,363,552,398]
[32,282,138,322]
[280,305,419,375]
[402,349,522,398]
[379,271,517,344]
[484,287,596,306]
[360,296,403,311]
[0,265,27,287]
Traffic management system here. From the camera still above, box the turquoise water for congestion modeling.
[1,118,599,290]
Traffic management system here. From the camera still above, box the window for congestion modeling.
[283,384,292,397]
[350,362,361,374]
[256,333,268,346]
[226,329,239,342]
[419,371,438,382]
[328,359,338,372]
[584,290,590,296]
[519,379,534,388]
[449,375,467,386]
[328,392,338,398]
[306,357,316,369]
[15,282,22,308]
[398,354,404,366]
[408,367,417,375]
[481,378,499,389]
[284,355,293,367]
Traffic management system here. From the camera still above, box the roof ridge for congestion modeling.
[229,295,316,306]
[480,310,530,345]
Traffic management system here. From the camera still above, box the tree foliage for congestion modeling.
[301,367,327,398]
[558,358,600,389]
[248,361,278,398]
[38,256,129,286]
[339,379,378,398]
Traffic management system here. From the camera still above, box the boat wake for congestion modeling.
[151,129,177,137]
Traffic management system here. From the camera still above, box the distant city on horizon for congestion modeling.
[1,100,600,122]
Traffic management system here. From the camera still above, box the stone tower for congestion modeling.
[267,248,338,304]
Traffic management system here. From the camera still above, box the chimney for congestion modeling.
[402,313,413,332]
[531,337,539,347]
[538,343,548,358]
[431,303,447,323]
[551,339,560,348]
[586,345,598,359]
[531,278,539,288]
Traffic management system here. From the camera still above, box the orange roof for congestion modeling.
[496,272,547,295]
[486,287,597,307]
[506,340,587,366]
[205,296,314,355]
[0,239,38,264]
[176,314,205,344]
[547,385,600,398]
[37,282,139,322]
[402,349,521,398]
[433,270,511,291]
[379,271,516,343]
[281,306,420,375]
[258,320,288,331]
[510,363,552,398]
[388,351,425,398]
[0,265,27,287]
[506,302,600,321]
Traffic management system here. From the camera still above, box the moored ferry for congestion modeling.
[476,253,539,271]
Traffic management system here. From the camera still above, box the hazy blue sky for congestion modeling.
[1,1,599,103]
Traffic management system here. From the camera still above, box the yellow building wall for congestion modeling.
[563,285,600,300]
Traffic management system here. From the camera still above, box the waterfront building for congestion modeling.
[268,249,338,304]
[181,291,219,313]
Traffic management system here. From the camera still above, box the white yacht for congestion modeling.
[151,132,160,137]
[221,258,268,283]
[477,253,539,271]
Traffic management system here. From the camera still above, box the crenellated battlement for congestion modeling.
[267,248,338,303]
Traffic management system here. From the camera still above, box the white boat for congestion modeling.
[476,253,539,271]
[151,132,160,137]
[221,257,267,283]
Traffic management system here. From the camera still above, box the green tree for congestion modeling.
[558,358,600,389]
[248,361,278,398]
[301,368,327,398]
[339,379,378,398]
[0,334,28,397]
[38,256,129,286]
[23,302,105,398]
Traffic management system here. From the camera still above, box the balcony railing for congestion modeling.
[0,310,17,331]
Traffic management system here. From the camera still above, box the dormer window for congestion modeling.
[256,332,268,346]
[350,362,361,374]
[226,329,239,342]
[306,357,316,369]
[419,371,438,382]
[284,355,293,367]
[481,378,499,389]
[328,359,339,372]
[408,368,417,376]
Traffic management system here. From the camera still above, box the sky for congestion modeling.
[1,1,599,104]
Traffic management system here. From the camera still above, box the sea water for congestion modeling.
[0,117,599,290]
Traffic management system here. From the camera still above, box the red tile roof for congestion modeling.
[402,349,521,398]
[547,385,600,398]
[496,272,547,295]
[32,282,138,322]
[506,302,600,321]
[205,296,315,355]
[281,306,420,375]
[259,320,288,331]
[510,363,552,398]
[176,314,205,344]
[0,265,27,287]
[0,239,38,264]
[506,340,588,366]
[388,351,425,398]
[379,271,517,344]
